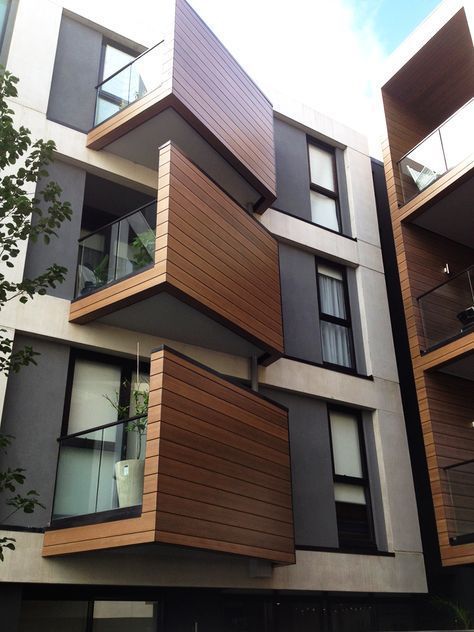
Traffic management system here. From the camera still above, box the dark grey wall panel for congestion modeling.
[279,243,322,363]
[261,388,339,548]
[0,336,70,528]
[273,118,312,221]
[23,161,86,300]
[47,16,102,132]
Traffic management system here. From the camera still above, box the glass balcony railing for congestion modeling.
[95,41,164,127]
[398,99,474,203]
[418,265,474,351]
[445,459,474,545]
[76,200,156,298]
[51,415,147,523]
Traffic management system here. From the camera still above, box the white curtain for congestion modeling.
[318,272,346,318]
[321,321,352,367]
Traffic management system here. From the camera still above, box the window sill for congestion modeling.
[270,207,357,241]
[295,544,394,557]
[47,505,142,531]
[283,354,373,380]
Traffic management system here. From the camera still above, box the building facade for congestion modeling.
[380,0,474,570]
[0,0,430,630]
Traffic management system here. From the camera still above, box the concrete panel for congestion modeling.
[346,267,367,375]
[47,15,102,132]
[0,531,427,593]
[346,148,381,248]
[261,388,339,549]
[23,161,86,300]
[0,335,70,528]
[273,118,312,221]
[279,243,322,364]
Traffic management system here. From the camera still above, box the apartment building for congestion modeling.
[0,0,429,629]
[379,0,474,613]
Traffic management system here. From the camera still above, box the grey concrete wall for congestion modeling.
[261,387,339,548]
[47,15,102,132]
[274,118,312,221]
[346,268,366,375]
[0,335,70,528]
[23,161,86,300]
[279,243,322,364]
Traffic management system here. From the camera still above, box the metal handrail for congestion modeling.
[57,413,147,442]
[95,40,164,90]
[417,264,474,301]
[397,97,474,165]
[78,199,157,245]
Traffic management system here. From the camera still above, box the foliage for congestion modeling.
[104,379,149,460]
[0,68,72,561]
[432,596,473,630]
[131,229,155,270]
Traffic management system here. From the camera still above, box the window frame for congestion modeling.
[327,405,376,550]
[307,138,342,234]
[315,258,356,372]
[61,348,149,438]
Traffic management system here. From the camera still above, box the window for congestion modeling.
[316,262,355,369]
[96,42,137,124]
[328,408,375,549]
[52,352,149,521]
[308,141,340,232]
[0,0,11,50]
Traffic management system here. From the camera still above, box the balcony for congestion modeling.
[445,459,474,545]
[87,0,276,212]
[398,99,474,204]
[76,201,156,298]
[70,142,284,363]
[418,265,474,351]
[51,415,147,526]
[43,347,295,563]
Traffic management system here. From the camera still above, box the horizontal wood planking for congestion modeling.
[163,143,283,352]
[43,348,294,563]
[382,31,474,564]
[70,143,283,358]
[173,0,276,199]
[154,348,294,563]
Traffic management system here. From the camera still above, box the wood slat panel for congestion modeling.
[70,142,284,359]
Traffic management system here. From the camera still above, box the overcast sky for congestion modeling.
[61,0,440,157]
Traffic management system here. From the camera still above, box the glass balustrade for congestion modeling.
[52,414,147,523]
[95,41,164,126]
[398,99,474,203]
[418,265,474,350]
[76,200,156,298]
[445,459,474,544]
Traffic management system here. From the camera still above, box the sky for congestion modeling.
[62,0,442,156]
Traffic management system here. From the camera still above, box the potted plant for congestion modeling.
[104,380,149,508]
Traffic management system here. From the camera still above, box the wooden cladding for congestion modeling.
[87,0,276,210]
[43,347,295,563]
[381,7,474,566]
[70,142,283,359]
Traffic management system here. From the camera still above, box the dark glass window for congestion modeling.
[316,261,355,369]
[328,407,375,549]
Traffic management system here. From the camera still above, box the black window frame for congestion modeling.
[327,405,376,550]
[307,138,342,234]
[61,348,149,439]
[315,258,356,372]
